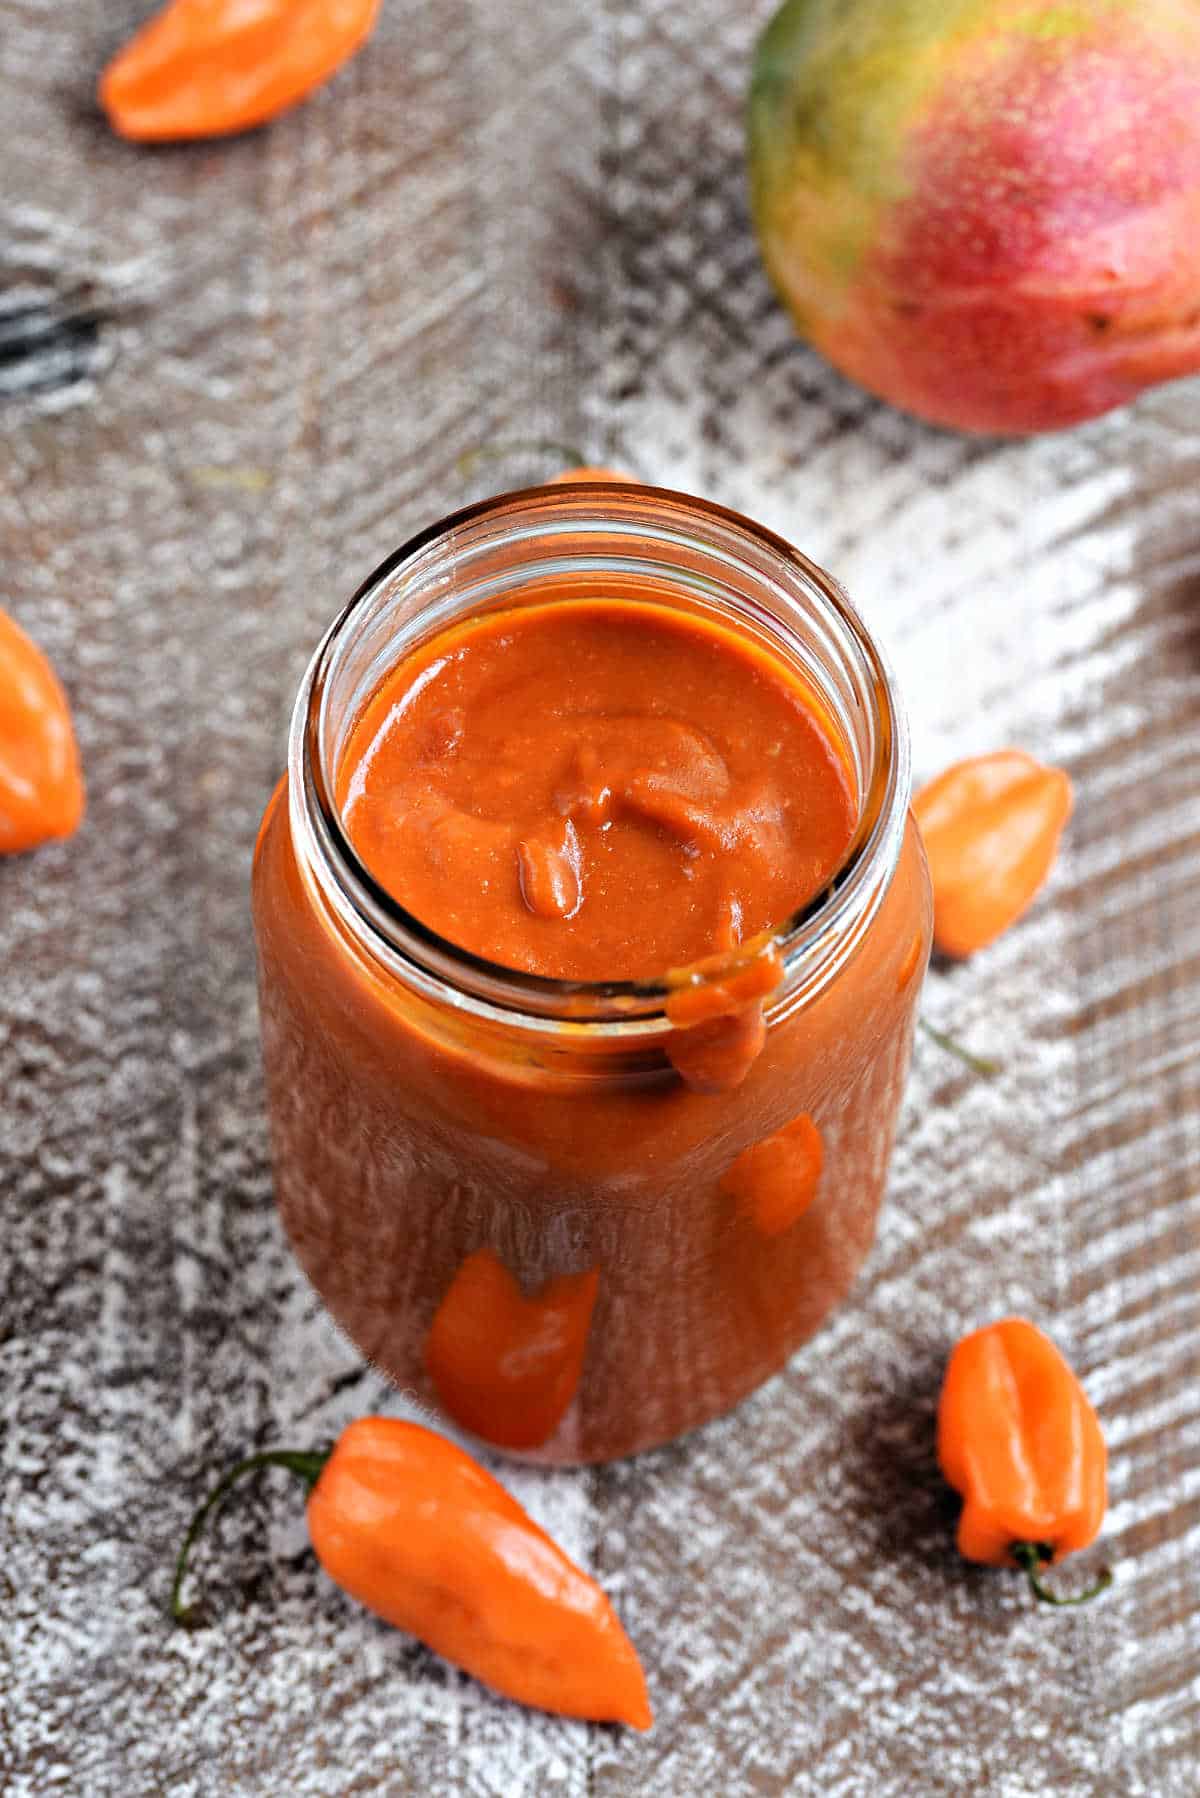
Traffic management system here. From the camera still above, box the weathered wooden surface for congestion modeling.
[3,3,1199,1793]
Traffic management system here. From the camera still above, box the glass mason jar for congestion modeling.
[252,485,931,1464]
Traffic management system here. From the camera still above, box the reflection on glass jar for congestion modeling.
[252,485,931,1463]
[720,1112,824,1237]
[425,1249,599,1452]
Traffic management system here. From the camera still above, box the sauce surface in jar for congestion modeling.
[338,600,855,981]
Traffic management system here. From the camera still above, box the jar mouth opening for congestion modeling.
[293,483,909,1026]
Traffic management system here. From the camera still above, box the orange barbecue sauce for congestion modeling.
[337,600,856,983]
[254,580,930,1463]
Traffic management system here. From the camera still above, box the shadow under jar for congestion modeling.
[252,485,931,1464]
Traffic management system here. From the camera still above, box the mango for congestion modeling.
[748,0,1200,433]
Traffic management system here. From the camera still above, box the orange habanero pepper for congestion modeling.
[548,466,635,483]
[99,0,381,143]
[0,609,85,854]
[172,1416,651,1728]
[912,750,1073,958]
[937,1318,1111,1606]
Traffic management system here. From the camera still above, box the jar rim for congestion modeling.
[291,482,910,1029]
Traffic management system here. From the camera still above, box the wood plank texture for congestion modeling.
[3,2,1199,1793]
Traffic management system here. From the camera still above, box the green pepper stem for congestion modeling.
[170,1448,329,1627]
[455,440,588,479]
[919,1018,1002,1078]
[1012,1540,1113,1607]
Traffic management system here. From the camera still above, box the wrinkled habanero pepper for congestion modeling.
[0,609,85,855]
[99,0,382,143]
[912,750,1073,959]
[172,1416,652,1728]
[938,1318,1112,1606]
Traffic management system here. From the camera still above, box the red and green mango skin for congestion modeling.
[748,0,1200,434]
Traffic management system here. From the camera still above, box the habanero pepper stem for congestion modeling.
[454,440,589,479]
[918,1017,1001,1079]
[171,1447,328,1626]
[1011,1541,1113,1608]
[169,1417,652,1729]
